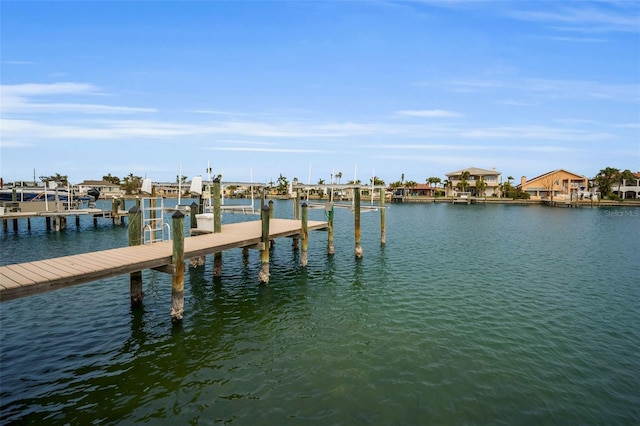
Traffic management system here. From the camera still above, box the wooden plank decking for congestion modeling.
[0,218,327,302]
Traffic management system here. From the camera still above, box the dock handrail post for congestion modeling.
[171,210,185,322]
[258,205,271,284]
[326,202,335,255]
[301,202,309,266]
[354,185,363,258]
[379,187,386,245]
[128,206,144,305]
[269,200,274,219]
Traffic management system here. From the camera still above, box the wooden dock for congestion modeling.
[0,218,327,302]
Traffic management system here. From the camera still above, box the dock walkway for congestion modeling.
[0,218,327,302]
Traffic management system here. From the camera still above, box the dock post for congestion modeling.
[128,206,144,305]
[212,179,222,278]
[292,191,300,250]
[326,202,335,255]
[75,215,80,228]
[111,197,118,225]
[269,200,274,218]
[27,218,31,231]
[301,203,309,266]
[258,205,270,284]
[189,202,199,230]
[11,189,18,231]
[379,187,386,245]
[171,210,185,322]
[189,202,205,267]
[45,216,51,231]
[354,186,363,258]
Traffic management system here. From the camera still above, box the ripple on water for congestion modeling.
[1,203,639,424]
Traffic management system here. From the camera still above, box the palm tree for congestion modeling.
[618,169,635,198]
[476,177,486,198]
[459,170,471,193]
[336,171,343,185]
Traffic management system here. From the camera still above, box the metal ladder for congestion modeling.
[141,197,171,244]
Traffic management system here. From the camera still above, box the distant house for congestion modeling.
[444,167,501,197]
[389,183,439,198]
[516,169,588,200]
[76,180,122,199]
[612,172,640,199]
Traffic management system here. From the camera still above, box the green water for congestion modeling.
[1,201,639,424]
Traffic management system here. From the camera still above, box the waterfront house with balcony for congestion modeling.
[612,172,640,199]
[444,167,501,197]
[516,169,588,200]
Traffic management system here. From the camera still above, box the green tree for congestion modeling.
[276,173,289,195]
[102,174,121,185]
[370,176,385,186]
[122,173,143,195]
[40,173,69,186]
[427,176,441,188]
[618,169,636,196]
[476,177,486,198]
[595,167,619,198]
[335,171,343,185]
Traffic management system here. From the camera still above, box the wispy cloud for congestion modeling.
[206,146,327,154]
[450,78,639,103]
[396,109,463,118]
[373,143,570,153]
[508,4,640,33]
[459,125,613,141]
[1,82,156,115]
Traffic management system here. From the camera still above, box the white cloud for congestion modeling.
[1,82,155,115]
[396,109,463,118]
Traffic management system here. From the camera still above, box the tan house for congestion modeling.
[516,169,588,200]
[445,167,501,197]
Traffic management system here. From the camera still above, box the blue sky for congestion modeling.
[1,0,639,185]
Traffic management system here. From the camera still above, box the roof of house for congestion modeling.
[445,167,501,177]
[517,169,588,188]
[78,180,117,186]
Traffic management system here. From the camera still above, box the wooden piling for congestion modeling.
[128,206,144,305]
[11,189,18,231]
[111,197,119,225]
[379,187,386,245]
[301,203,309,266]
[354,186,363,258]
[326,202,335,255]
[212,179,223,277]
[292,191,300,250]
[190,202,199,230]
[189,202,205,267]
[212,178,221,233]
[171,210,185,322]
[258,205,270,284]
